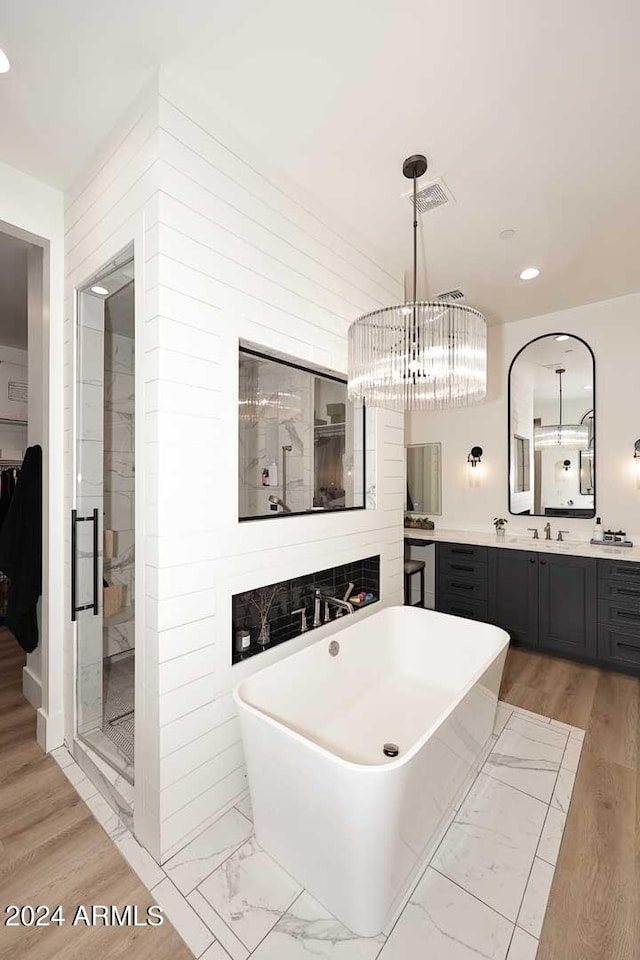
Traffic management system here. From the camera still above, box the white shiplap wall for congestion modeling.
[64,72,405,863]
[63,79,162,857]
[151,72,404,861]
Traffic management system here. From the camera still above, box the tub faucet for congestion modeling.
[544,522,552,540]
[314,589,354,625]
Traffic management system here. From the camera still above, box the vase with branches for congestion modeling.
[247,583,285,646]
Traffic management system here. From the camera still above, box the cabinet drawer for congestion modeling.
[598,600,640,634]
[440,557,487,581]
[439,574,488,601]
[598,578,640,606]
[598,560,640,583]
[439,594,489,622]
[598,625,640,670]
[439,543,488,563]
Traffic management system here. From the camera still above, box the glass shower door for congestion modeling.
[74,252,135,782]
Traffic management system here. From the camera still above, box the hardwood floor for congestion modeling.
[500,647,640,960]
[0,628,191,960]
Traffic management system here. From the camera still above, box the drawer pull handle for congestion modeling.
[451,564,474,572]
[451,582,475,591]
[451,548,474,556]
[451,607,475,617]
[529,558,536,564]
[615,610,640,622]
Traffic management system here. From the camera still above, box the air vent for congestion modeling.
[437,289,465,302]
[402,176,454,214]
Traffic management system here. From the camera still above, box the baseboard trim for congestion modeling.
[22,664,42,709]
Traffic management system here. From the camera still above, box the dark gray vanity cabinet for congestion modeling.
[437,542,489,622]
[436,543,607,667]
[537,553,597,658]
[597,560,640,672]
[487,548,539,647]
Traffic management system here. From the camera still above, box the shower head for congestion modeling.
[268,495,292,513]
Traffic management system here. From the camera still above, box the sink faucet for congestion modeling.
[557,530,570,542]
[544,522,552,540]
[527,527,539,540]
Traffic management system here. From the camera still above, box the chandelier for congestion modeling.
[534,368,590,450]
[347,154,487,410]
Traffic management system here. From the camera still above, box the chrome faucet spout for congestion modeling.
[544,522,552,540]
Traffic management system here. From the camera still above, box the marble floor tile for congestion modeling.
[115,832,166,890]
[494,703,512,737]
[61,759,88,787]
[561,737,583,773]
[432,773,547,922]
[569,727,585,743]
[550,767,576,814]
[536,805,566,867]
[84,791,128,840]
[505,706,551,726]
[152,877,215,957]
[548,718,574,734]
[198,837,302,951]
[484,717,567,803]
[188,889,249,960]
[235,793,253,822]
[200,943,234,960]
[379,867,513,960]
[51,746,74,769]
[73,775,99,803]
[517,858,554,939]
[251,890,384,960]
[507,926,538,960]
[165,807,254,895]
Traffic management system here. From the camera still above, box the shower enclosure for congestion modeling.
[73,247,135,783]
[238,345,366,519]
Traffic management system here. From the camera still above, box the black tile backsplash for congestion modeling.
[232,555,380,664]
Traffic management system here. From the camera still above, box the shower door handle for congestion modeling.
[71,507,99,621]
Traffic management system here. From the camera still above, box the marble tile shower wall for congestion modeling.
[232,556,380,663]
[104,328,135,657]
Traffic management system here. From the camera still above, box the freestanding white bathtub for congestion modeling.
[233,605,509,936]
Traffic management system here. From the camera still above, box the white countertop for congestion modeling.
[403,527,640,563]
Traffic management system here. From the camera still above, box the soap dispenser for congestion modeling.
[592,517,603,542]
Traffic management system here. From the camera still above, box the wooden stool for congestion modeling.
[404,559,425,608]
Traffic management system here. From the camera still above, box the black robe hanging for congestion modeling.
[0,445,42,652]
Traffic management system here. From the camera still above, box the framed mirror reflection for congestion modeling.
[406,443,442,515]
[508,334,595,518]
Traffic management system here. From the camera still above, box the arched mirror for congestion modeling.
[508,334,595,518]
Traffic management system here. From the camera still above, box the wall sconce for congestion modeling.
[467,446,483,468]
[562,459,571,472]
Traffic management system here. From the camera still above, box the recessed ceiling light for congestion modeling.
[555,335,570,341]
[0,47,10,74]
[91,285,109,296]
[519,267,540,281]
[499,228,516,240]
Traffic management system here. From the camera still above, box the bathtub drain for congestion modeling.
[383,743,400,758]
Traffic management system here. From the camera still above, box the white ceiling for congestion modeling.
[0,231,28,349]
[1,0,639,325]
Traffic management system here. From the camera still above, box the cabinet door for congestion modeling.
[538,554,597,657]
[488,549,539,646]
